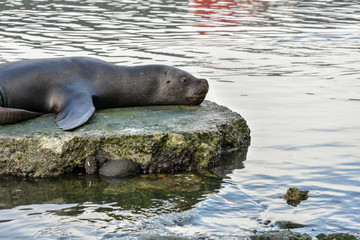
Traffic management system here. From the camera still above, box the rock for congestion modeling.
[84,156,97,175]
[251,231,357,240]
[317,233,357,240]
[250,230,312,240]
[0,101,250,178]
[316,233,327,239]
[99,159,140,177]
[283,187,309,206]
[275,220,307,229]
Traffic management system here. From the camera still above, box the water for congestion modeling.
[0,0,360,239]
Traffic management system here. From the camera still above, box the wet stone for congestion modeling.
[275,220,307,229]
[84,156,97,175]
[99,159,140,177]
[251,231,358,240]
[0,101,250,178]
[317,233,357,240]
[283,187,309,207]
[251,231,312,240]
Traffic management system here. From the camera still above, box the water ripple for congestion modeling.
[1,0,360,239]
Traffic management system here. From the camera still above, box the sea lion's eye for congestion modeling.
[166,80,171,84]
[181,77,188,83]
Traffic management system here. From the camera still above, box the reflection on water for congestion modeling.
[0,151,246,239]
[190,0,274,32]
[1,0,360,239]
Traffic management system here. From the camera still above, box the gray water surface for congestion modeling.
[1,0,360,239]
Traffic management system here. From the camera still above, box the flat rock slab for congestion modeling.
[0,101,250,178]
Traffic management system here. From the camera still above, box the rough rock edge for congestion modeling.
[0,101,251,178]
[138,231,358,240]
[250,231,358,240]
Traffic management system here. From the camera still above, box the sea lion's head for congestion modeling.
[154,65,209,105]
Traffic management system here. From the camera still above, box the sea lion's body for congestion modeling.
[0,57,208,130]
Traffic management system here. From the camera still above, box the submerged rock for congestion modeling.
[0,101,250,177]
[283,187,309,206]
[275,220,307,229]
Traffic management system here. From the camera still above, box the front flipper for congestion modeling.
[0,107,42,124]
[54,84,96,131]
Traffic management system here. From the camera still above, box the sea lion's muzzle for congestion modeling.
[186,78,209,105]
[198,78,209,96]
[200,78,209,89]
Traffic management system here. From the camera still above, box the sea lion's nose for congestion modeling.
[200,79,209,88]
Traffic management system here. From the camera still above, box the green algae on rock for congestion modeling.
[250,231,358,240]
[251,230,312,240]
[316,233,358,240]
[283,187,309,207]
[0,101,250,178]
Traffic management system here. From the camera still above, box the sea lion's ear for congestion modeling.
[54,84,96,131]
[0,107,42,124]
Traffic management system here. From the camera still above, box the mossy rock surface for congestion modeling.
[317,233,358,240]
[251,231,312,240]
[0,101,250,177]
[251,231,358,240]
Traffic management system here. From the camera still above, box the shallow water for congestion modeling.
[1,0,360,239]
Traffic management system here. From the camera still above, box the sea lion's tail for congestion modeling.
[0,107,42,125]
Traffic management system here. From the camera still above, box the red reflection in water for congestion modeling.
[192,0,237,12]
[190,0,273,34]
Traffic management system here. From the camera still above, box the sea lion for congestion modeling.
[0,57,209,130]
